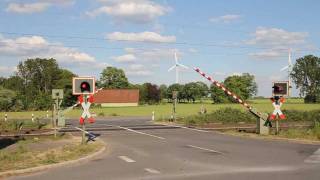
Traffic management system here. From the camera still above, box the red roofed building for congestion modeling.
[93,89,139,107]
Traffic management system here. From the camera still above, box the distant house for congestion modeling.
[93,89,139,107]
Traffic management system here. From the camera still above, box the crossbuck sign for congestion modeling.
[78,95,95,125]
[270,96,286,120]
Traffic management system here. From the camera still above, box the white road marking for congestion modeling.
[187,145,223,154]
[304,148,320,163]
[116,126,165,140]
[118,156,136,163]
[144,168,161,174]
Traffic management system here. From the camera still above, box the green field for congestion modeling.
[0,98,319,120]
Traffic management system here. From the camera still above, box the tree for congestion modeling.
[210,84,229,103]
[0,87,20,111]
[138,83,161,104]
[183,82,201,103]
[195,81,209,99]
[159,84,168,101]
[291,55,320,103]
[210,73,257,103]
[15,58,60,110]
[224,73,257,101]
[99,67,129,89]
[167,84,184,102]
[55,69,77,107]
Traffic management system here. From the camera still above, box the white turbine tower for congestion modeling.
[168,51,189,84]
[280,49,293,96]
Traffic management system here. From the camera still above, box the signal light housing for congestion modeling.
[272,81,289,96]
[72,77,95,95]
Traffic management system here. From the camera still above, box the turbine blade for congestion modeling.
[168,65,176,72]
[280,65,289,71]
[174,51,178,64]
[177,63,189,69]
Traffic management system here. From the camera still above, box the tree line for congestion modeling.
[1,55,319,111]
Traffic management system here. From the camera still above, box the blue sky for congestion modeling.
[0,0,319,97]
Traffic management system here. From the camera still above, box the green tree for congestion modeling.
[0,76,24,91]
[210,73,257,103]
[159,84,168,101]
[99,67,129,89]
[224,73,257,102]
[167,84,184,102]
[183,82,201,103]
[138,83,161,104]
[210,84,229,103]
[196,81,209,100]
[291,55,320,103]
[15,58,61,109]
[0,87,18,111]
[55,69,77,107]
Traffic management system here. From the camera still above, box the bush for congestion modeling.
[282,109,320,123]
[179,108,320,126]
[181,107,256,125]
[312,122,320,139]
[98,112,105,117]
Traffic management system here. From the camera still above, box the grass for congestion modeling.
[0,119,49,132]
[0,98,319,120]
[225,125,320,142]
[0,136,104,172]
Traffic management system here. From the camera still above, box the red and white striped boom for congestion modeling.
[194,67,267,120]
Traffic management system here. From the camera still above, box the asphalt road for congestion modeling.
[9,117,320,180]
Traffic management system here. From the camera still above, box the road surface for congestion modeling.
[9,117,320,180]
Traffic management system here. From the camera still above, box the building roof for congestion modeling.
[93,89,139,103]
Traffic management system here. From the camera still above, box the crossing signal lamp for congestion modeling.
[272,81,289,96]
[72,77,95,95]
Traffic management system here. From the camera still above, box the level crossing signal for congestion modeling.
[272,81,289,96]
[72,77,95,95]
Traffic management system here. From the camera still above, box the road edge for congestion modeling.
[0,140,106,178]
[156,121,320,145]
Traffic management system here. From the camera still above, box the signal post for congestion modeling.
[52,89,64,138]
[270,81,289,135]
[72,77,96,144]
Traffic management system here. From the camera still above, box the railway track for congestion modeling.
[0,123,313,137]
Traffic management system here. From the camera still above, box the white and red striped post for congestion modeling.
[194,67,269,134]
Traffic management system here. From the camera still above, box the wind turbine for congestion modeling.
[280,49,293,96]
[168,51,189,84]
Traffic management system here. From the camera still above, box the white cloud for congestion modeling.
[248,50,283,60]
[107,31,176,43]
[123,48,180,61]
[86,0,170,24]
[209,14,242,23]
[6,2,50,13]
[246,27,308,59]
[112,54,136,63]
[125,64,152,76]
[5,0,74,14]
[247,27,307,47]
[0,35,103,67]
[112,48,180,77]
[0,66,16,76]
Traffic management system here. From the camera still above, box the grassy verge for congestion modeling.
[0,119,50,132]
[157,107,320,141]
[224,126,320,142]
[0,136,104,173]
